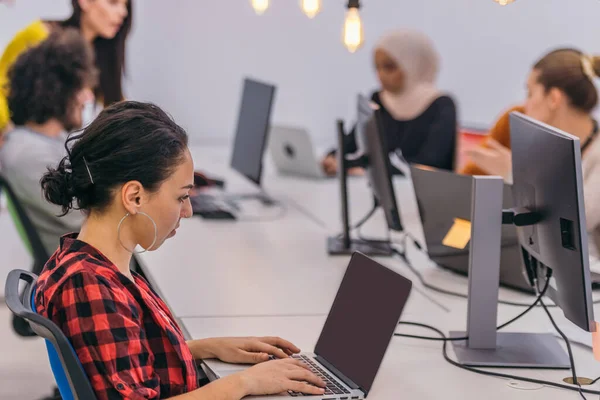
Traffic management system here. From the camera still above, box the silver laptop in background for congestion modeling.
[202,252,413,399]
[269,125,328,179]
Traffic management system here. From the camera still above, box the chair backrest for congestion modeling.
[5,269,97,400]
[0,175,50,273]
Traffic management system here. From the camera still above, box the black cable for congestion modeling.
[391,246,543,307]
[539,296,586,399]
[591,376,600,385]
[395,277,550,342]
[395,321,600,396]
[350,203,378,232]
[396,236,600,307]
[335,207,551,311]
[404,231,424,252]
[335,201,378,240]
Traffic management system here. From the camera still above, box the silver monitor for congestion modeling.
[510,112,595,331]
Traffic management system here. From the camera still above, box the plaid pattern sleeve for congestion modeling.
[51,271,162,399]
[35,235,199,400]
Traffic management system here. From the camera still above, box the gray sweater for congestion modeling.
[0,127,84,255]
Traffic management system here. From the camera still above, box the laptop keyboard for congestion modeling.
[287,354,351,397]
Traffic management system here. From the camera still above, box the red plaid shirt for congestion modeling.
[35,234,199,399]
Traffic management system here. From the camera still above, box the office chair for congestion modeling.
[5,269,97,400]
[0,175,50,336]
[0,175,50,273]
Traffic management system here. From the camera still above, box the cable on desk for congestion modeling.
[335,199,379,240]
[391,246,541,307]
[395,235,600,308]
[393,321,600,397]
[394,276,550,342]
[538,281,587,399]
[351,201,378,232]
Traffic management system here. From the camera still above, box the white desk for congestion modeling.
[181,310,600,400]
[136,147,360,317]
[137,146,424,318]
[137,146,535,316]
[138,145,600,398]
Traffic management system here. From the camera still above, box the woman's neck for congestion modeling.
[552,109,595,143]
[24,120,64,138]
[79,20,97,42]
[78,214,134,280]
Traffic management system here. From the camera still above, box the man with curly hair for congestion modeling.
[0,28,98,256]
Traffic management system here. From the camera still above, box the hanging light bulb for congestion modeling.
[493,0,516,5]
[343,1,364,53]
[301,0,322,19]
[251,0,269,15]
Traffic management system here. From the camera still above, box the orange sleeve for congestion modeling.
[460,105,526,176]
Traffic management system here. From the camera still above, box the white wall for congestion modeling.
[3,0,600,147]
[0,1,71,44]
[124,0,600,147]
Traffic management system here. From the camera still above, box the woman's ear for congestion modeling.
[547,87,565,112]
[121,181,143,215]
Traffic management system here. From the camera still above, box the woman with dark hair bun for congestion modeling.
[35,101,326,400]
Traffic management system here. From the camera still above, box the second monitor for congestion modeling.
[229,77,277,204]
[358,95,403,233]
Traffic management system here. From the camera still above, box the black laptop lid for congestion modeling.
[410,165,518,255]
[314,252,412,394]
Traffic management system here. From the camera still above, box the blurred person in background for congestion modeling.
[321,29,457,176]
[462,48,600,261]
[0,29,97,257]
[0,0,132,136]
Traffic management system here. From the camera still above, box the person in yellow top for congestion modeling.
[0,0,133,135]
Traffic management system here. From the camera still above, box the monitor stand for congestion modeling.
[327,120,393,257]
[449,176,569,369]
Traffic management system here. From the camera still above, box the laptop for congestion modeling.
[269,125,329,179]
[410,165,600,292]
[410,165,534,292]
[203,252,413,399]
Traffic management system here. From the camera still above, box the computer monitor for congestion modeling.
[326,119,393,257]
[510,112,595,332]
[358,95,403,232]
[450,112,593,369]
[230,78,276,187]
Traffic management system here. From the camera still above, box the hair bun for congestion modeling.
[40,157,75,216]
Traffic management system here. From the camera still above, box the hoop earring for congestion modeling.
[117,211,158,254]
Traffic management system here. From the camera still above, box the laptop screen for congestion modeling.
[314,253,412,394]
[230,78,276,185]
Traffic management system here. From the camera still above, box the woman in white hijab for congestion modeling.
[322,29,457,175]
